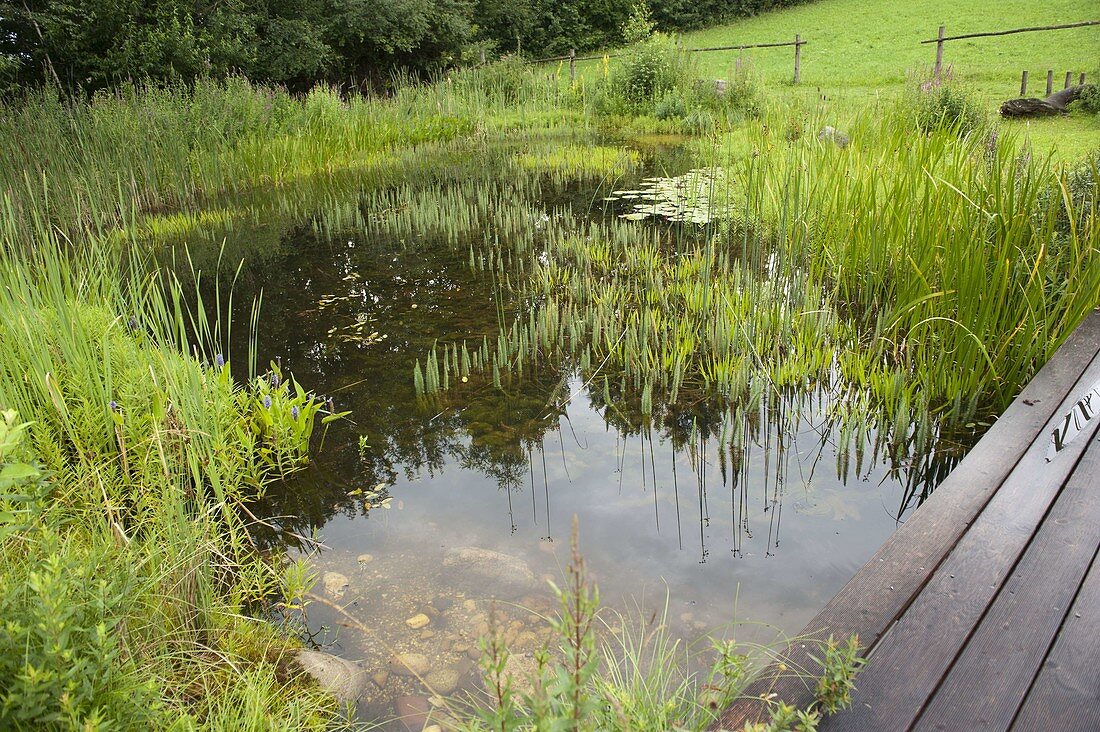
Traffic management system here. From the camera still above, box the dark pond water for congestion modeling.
[166,133,965,726]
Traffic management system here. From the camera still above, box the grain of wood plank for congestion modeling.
[913,433,1100,730]
[1009,548,1100,731]
[820,350,1100,730]
[718,310,1100,729]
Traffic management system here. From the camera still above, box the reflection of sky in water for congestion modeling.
[315,374,901,637]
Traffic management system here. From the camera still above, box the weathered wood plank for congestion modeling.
[912,433,1100,730]
[822,351,1100,730]
[718,310,1100,729]
[1010,547,1100,731]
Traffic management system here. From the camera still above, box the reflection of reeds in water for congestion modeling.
[407,110,1097,506]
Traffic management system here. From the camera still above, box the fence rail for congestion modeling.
[926,20,1099,78]
[525,35,807,84]
[920,19,1100,44]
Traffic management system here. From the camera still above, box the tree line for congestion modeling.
[0,0,812,92]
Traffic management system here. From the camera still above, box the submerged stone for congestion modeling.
[425,666,463,694]
[405,612,431,629]
[443,546,536,595]
[296,650,370,705]
[393,694,432,731]
[322,571,349,599]
[390,652,432,677]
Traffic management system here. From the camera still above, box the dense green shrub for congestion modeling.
[0,0,820,92]
[1075,83,1100,115]
[914,84,986,136]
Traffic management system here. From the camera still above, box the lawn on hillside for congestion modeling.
[566,0,1099,160]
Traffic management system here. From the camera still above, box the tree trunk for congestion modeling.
[1000,84,1093,118]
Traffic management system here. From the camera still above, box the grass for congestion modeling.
[566,0,1100,160]
[0,216,339,727]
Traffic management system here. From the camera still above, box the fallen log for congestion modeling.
[1000,84,1093,118]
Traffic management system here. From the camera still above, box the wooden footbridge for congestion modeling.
[720,309,1100,731]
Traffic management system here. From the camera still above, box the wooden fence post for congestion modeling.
[1064,71,1073,89]
[1020,70,1028,95]
[1081,73,1088,85]
[569,48,576,82]
[1046,69,1054,95]
[793,34,802,84]
[934,25,945,78]
[480,49,486,65]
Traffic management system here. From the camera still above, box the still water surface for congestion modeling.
[174,135,963,724]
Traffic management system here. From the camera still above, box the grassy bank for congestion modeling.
[0,218,340,726]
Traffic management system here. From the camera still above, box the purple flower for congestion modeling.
[263,395,272,410]
[215,353,225,369]
[291,406,300,421]
[108,400,119,413]
[270,372,280,388]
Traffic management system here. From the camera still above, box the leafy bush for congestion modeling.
[1075,82,1100,115]
[654,90,688,120]
[617,35,685,108]
[0,539,167,728]
[914,84,986,136]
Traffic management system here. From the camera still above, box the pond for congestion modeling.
[162,132,968,727]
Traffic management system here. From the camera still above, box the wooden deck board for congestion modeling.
[717,309,1100,730]
[912,432,1100,730]
[1010,547,1100,731]
[823,350,1100,730]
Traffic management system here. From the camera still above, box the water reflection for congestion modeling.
[160,135,972,727]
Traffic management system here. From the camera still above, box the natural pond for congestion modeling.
[161,132,971,727]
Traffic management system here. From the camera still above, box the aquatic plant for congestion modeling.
[451,522,864,731]
[415,103,1099,491]
[0,214,337,726]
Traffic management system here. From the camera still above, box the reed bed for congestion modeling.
[0,66,581,246]
[0,212,338,725]
[409,104,1098,482]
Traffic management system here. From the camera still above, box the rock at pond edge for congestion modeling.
[296,650,370,705]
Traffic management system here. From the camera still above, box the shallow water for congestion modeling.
[167,134,965,726]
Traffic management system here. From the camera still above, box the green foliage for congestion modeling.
[654,90,688,120]
[616,35,684,107]
[1075,83,1100,116]
[914,83,987,136]
[595,36,760,127]
[0,541,167,728]
[0,0,823,91]
[811,635,865,714]
[0,410,48,541]
[621,0,657,44]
